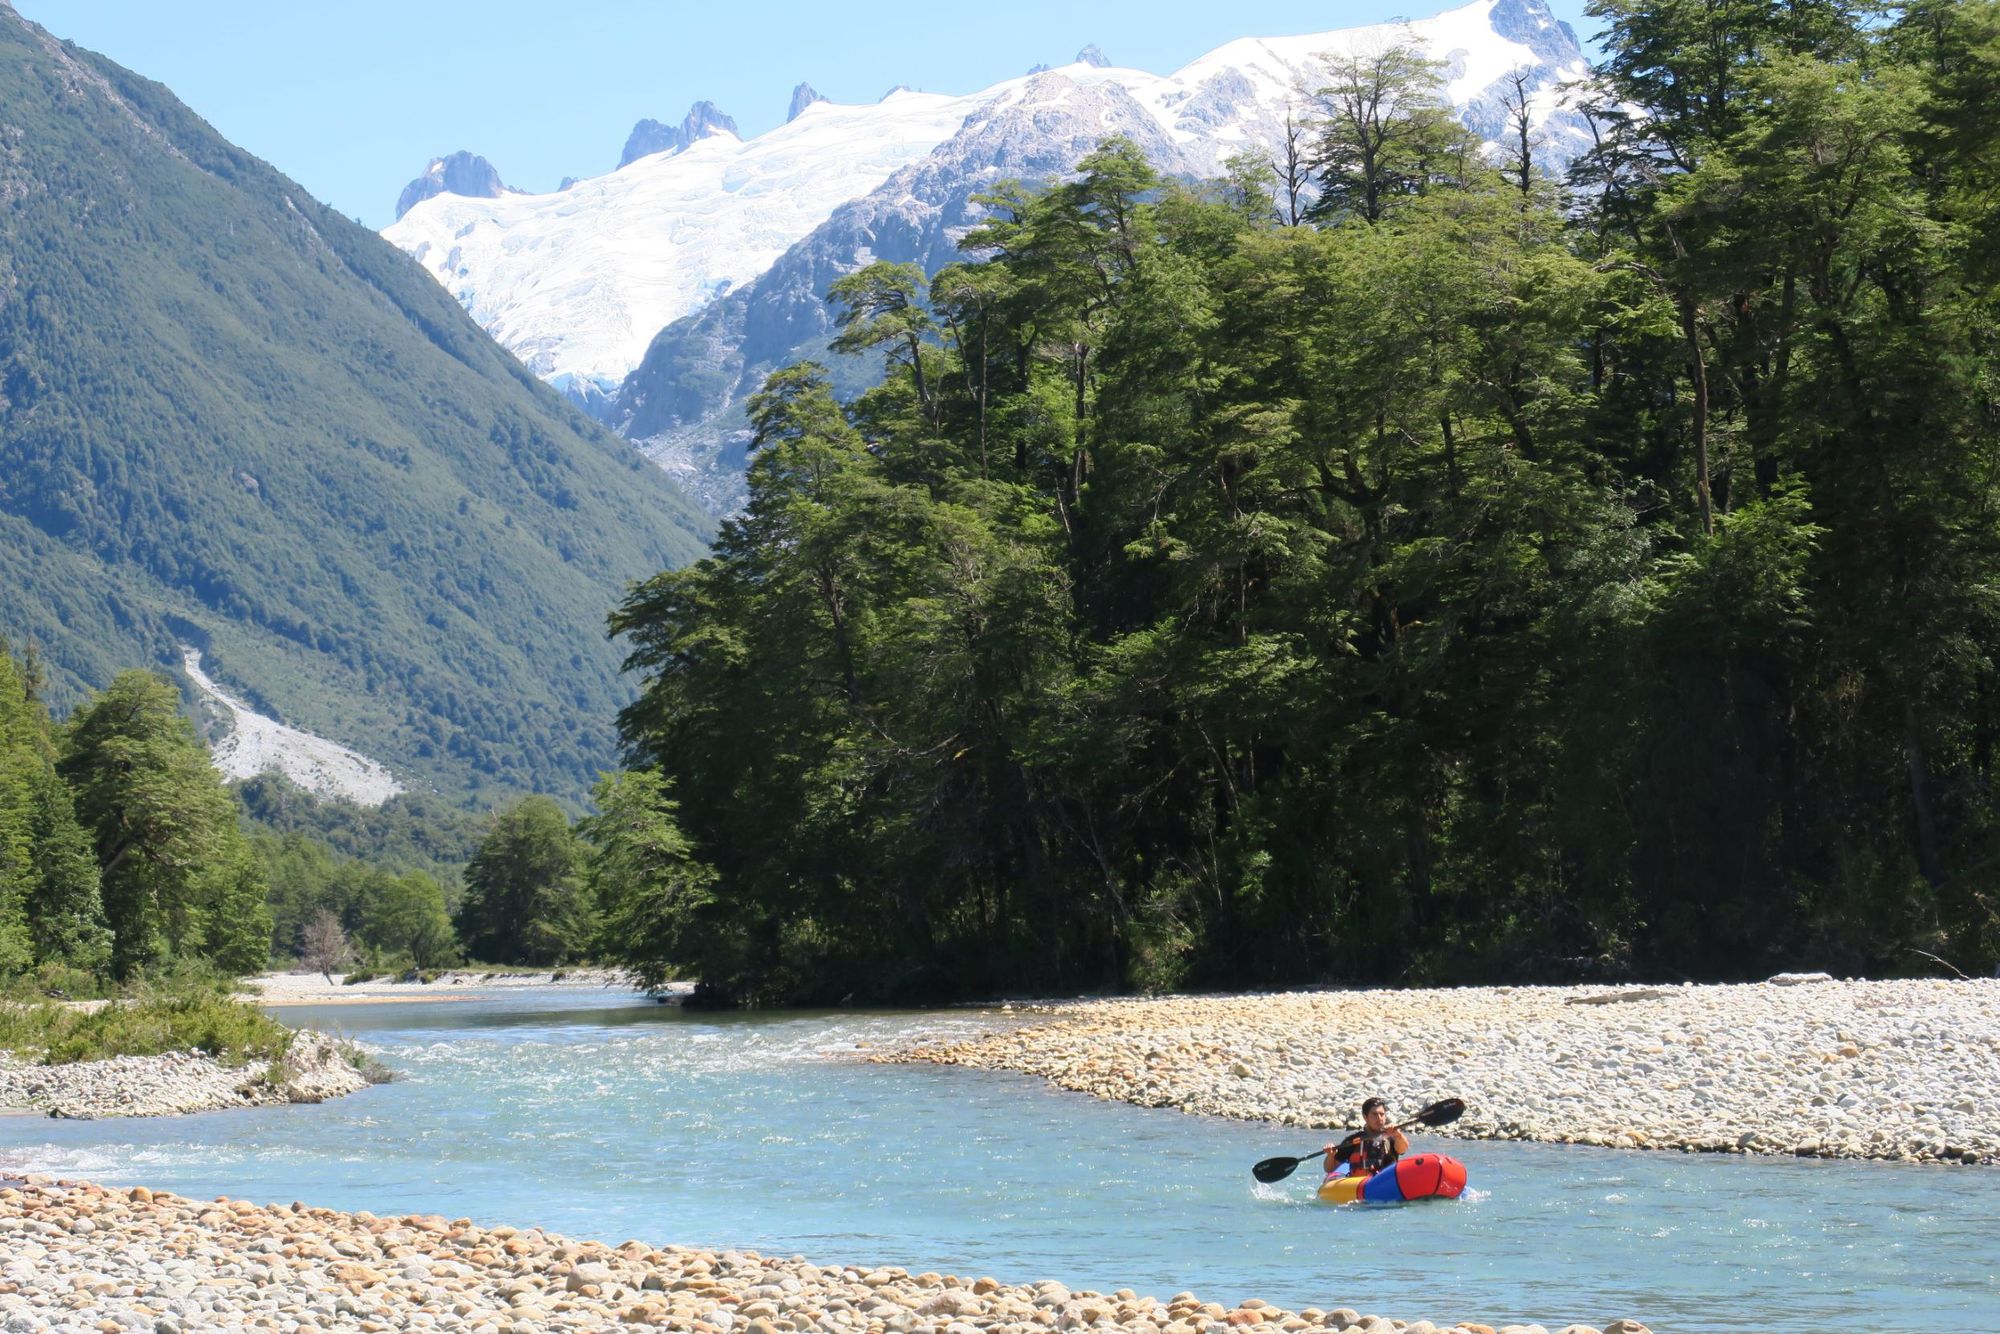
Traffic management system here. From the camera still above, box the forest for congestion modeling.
[599,0,2000,1004]
[13,1,2000,1009]
[0,638,671,992]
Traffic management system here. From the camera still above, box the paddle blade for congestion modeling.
[1252,1154,1309,1183]
[1415,1097,1466,1127]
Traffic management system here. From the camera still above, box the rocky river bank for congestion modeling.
[0,1031,371,1119]
[0,1178,1651,1334]
[884,977,2000,1166]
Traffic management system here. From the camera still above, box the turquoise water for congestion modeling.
[9,990,1999,1332]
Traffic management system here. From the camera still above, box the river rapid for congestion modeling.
[6,989,1997,1333]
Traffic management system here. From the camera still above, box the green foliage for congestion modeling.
[456,797,592,964]
[234,772,483,899]
[1304,43,1483,224]
[357,872,457,970]
[58,672,272,977]
[607,2,2000,1002]
[254,828,462,971]
[0,978,293,1067]
[0,14,712,802]
[24,764,113,972]
[580,770,716,991]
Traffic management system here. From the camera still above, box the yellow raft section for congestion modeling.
[1316,1173,1368,1205]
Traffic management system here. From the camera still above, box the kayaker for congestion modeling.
[1323,1096,1409,1178]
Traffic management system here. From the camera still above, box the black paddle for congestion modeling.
[1251,1097,1466,1183]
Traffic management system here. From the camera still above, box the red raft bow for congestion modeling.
[1317,1152,1468,1205]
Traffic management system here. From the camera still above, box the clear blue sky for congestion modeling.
[16,0,1602,229]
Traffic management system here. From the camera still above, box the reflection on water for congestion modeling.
[10,989,1999,1333]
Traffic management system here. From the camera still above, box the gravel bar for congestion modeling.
[0,1178,1653,1334]
[882,977,2000,1165]
[0,1032,370,1119]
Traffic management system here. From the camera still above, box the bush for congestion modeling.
[0,982,294,1067]
[0,962,110,1003]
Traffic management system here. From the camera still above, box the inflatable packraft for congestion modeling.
[1316,1152,1468,1205]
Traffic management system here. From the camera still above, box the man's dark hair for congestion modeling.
[1361,1096,1386,1116]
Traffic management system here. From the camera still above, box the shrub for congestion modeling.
[0,982,293,1067]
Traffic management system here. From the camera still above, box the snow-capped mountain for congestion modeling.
[620,102,740,169]
[393,151,515,221]
[384,0,1592,504]
[384,86,1014,403]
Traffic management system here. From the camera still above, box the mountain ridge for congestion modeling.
[619,101,741,168]
[395,151,515,221]
[608,0,1597,512]
[0,5,714,801]
[384,0,1595,510]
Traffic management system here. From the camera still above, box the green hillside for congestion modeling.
[0,6,713,800]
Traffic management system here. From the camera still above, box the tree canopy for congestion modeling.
[607,7,2000,1004]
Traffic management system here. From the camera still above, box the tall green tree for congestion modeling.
[24,764,112,972]
[358,872,458,969]
[58,671,265,976]
[456,797,590,964]
[1305,42,1481,224]
[0,646,46,974]
[581,770,716,991]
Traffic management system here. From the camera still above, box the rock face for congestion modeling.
[393,151,511,220]
[788,80,827,123]
[184,646,402,806]
[619,101,740,167]
[0,1179,1654,1334]
[1075,44,1111,68]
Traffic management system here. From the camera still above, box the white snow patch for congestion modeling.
[180,647,402,807]
[381,0,1592,394]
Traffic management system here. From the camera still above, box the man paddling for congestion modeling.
[1323,1096,1409,1178]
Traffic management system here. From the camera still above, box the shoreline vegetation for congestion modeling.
[0,981,384,1118]
[0,970,649,1118]
[0,1178,1654,1334]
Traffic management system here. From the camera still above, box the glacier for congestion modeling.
[383,0,1593,404]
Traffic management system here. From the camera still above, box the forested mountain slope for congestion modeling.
[0,5,713,801]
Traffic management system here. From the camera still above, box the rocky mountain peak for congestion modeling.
[387,0,1602,513]
[1488,0,1584,65]
[619,101,740,168]
[393,151,509,220]
[787,81,827,123]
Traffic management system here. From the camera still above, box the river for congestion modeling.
[10,988,1998,1332]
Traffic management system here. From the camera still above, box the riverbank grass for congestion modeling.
[0,985,294,1068]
